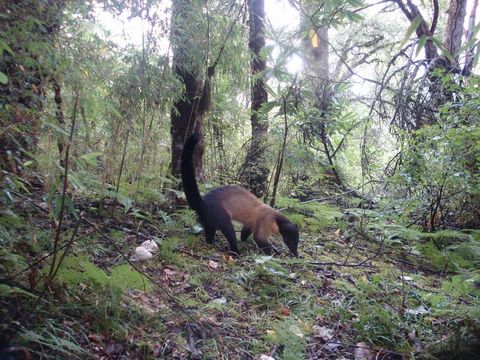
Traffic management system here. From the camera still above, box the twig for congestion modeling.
[186,323,202,359]
[311,231,386,268]
[48,89,79,281]
[51,214,84,280]
[277,180,376,211]
[309,261,375,268]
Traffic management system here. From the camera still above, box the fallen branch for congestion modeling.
[309,261,376,268]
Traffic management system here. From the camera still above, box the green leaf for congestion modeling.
[343,10,364,23]
[258,101,278,115]
[0,38,14,55]
[400,16,422,49]
[0,71,8,85]
[346,0,365,7]
[416,35,428,57]
[472,45,480,67]
[110,264,152,291]
[42,121,69,137]
[459,23,480,53]
[0,284,37,298]
[78,152,103,166]
[431,36,455,63]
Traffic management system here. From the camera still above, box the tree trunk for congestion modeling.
[443,0,468,69]
[241,0,270,199]
[463,0,479,75]
[170,0,210,180]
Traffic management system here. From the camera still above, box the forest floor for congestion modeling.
[1,191,479,359]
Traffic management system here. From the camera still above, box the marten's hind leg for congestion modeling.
[240,226,252,242]
[204,225,216,244]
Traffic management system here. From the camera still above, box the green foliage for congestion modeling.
[21,322,87,359]
[0,284,36,299]
[388,75,480,230]
[266,319,307,360]
[278,197,344,231]
[110,264,152,292]
[0,248,27,276]
[234,256,293,307]
[157,236,182,264]
[49,255,151,292]
[354,303,404,347]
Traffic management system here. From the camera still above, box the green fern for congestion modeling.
[48,255,151,291]
[0,284,37,299]
[110,264,152,291]
[52,255,109,286]
[277,197,343,230]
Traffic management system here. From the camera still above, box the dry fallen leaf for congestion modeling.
[163,268,176,276]
[278,307,290,317]
[354,342,376,360]
[223,254,235,263]
[312,325,334,341]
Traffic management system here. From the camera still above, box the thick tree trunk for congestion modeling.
[241,0,270,199]
[169,0,210,180]
[463,0,479,75]
[444,0,468,68]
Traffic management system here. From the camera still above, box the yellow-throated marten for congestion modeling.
[181,132,299,256]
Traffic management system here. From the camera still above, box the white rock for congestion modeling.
[212,297,227,304]
[141,240,159,253]
[131,246,153,261]
[258,355,275,360]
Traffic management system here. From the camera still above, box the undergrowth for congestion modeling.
[1,192,479,359]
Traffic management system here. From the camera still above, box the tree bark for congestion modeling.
[393,0,438,61]
[444,0,468,68]
[241,0,270,199]
[463,0,479,75]
[169,0,211,180]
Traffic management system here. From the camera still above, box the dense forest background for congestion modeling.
[1,0,479,359]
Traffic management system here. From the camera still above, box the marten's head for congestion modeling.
[278,220,299,256]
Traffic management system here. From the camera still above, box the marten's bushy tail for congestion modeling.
[181,133,204,213]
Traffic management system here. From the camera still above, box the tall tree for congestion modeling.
[299,2,347,189]
[169,0,210,180]
[240,0,270,198]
